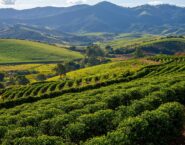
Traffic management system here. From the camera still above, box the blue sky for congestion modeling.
[0,0,185,9]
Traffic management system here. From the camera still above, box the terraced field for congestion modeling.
[48,59,158,81]
[0,56,184,145]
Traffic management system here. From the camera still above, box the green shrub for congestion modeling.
[77,110,114,140]
[0,126,7,139]
[8,135,64,145]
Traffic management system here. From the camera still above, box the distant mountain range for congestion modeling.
[1,1,185,43]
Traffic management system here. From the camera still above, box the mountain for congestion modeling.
[1,2,185,35]
[0,24,110,45]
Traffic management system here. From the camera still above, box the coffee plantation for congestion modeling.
[0,56,185,145]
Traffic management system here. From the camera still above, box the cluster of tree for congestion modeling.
[54,61,80,79]
[82,44,108,66]
[104,45,144,58]
[54,44,110,79]
[166,35,184,38]
[7,76,30,86]
[36,74,47,82]
[1,70,36,87]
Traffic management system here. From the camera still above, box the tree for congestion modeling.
[54,63,67,79]
[65,61,80,72]
[86,45,105,58]
[69,46,77,51]
[0,83,4,89]
[85,45,105,66]
[16,76,30,85]
[0,73,5,82]
[135,47,144,58]
[105,45,113,54]
[36,74,46,81]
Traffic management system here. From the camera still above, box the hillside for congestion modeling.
[0,24,109,45]
[0,39,83,63]
[0,56,184,144]
[48,59,158,81]
[97,33,160,49]
[1,2,185,34]
[100,36,185,55]
[138,37,185,54]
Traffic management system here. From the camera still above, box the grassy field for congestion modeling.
[97,33,161,49]
[0,39,83,63]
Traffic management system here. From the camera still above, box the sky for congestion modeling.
[0,0,185,9]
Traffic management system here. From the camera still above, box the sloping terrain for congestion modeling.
[0,39,83,63]
[0,25,107,45]
[138,37,185,54]
[101,36,185,55]
[48,59,158,81]
[0,56,184,145]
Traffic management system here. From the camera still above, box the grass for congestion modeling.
[97,35,185,55]
[97,33,160,49]
[0,39,83,63]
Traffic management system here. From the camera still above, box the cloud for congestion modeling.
[0,0,16,5]
[66,0,87,5]
[148,0,164,5]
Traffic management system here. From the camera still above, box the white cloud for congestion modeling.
[148,0,164,5]
[0,0,16,5]
[66,0,87,5]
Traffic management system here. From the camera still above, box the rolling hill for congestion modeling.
[1,2,185,34]
[138,37,185,54]
[0,39,83,63]
[100,36,185,55]
[0,24,109,45]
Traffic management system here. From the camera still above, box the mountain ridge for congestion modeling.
[0,2,185,34]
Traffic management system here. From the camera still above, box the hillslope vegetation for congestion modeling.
[1,2,185,34]
[0,39,83,63]
[100,36,185,55]
[0,56,184,144]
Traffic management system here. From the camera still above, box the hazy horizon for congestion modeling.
[0,0,185,10]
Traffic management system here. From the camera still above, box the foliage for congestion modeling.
[16,76,30,85]
[0,73,5,82]
[36,74,47,81]
[0,56,184,144]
